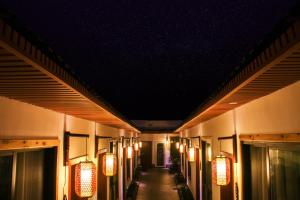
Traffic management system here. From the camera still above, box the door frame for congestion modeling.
[97,149,108,200]
[156,143,164,167]
[195,147,200,200]
[201,137,212,200]
[140,141,152,171]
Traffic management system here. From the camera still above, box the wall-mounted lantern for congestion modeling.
[179,144,184,153]
[207,145,212,162]
[212,155,230,186]
[134,143,139,151]
[165,135,169,146]
[176,142,180,149]
[102,153,117,177]
[188,147,195,162]
[75,161,96,198]
[127,146,133,159]
[139,141,142,148]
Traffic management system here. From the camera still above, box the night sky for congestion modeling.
[0,0,298,120]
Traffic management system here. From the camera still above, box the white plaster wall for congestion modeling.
[184,81,300,200]
[236,81,300,134]
[0,96,136,200]
[0,96,64,138]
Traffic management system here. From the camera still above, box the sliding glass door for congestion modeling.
[0,148,57,200]
[242,143,300,200]
[269,148,300,200]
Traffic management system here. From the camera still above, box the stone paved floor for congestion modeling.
[136,168,179,200]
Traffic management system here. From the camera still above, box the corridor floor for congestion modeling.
[136,168,179,200]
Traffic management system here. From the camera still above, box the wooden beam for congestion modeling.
[0,138,59,150]
[239,133,300,142]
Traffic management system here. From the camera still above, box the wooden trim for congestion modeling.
[218,134,238,163]
[0,138,59,150]
[0,19,139,132]
[55,145,60,200]
[239,133,300,142]
[201,136,212,141]
[95,136,112,158]
[63,131,90,166]
[240,140,247,200]
[176,21,300,132]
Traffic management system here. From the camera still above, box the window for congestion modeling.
[243,143,300,200]
[269,148,300,199]
[0,148,57,200]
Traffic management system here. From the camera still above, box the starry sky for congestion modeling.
[0,0,298,120]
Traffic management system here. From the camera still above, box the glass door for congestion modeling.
[242,143,300,200]
[0,153,14,200]
[0,148,57,200]
[269,148,300,200]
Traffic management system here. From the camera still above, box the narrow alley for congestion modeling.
[137,168,179,200]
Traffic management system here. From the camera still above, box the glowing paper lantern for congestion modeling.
[179,144,184,153]
[134,143,139,151]
[75,161,96,198]
[102,153,117,177]
[176,142,180,149]
[165,139,169,146]
[127,146,133,159]
[207,146,212,162]
[188,147,195,162]
[139,141,142,148]
[212,156,231,186]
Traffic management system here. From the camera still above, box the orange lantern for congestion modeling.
[75,161,96,198]
[139,141,142,148]
[207,146,212,162]
[134,143,139,151]
[212,156,230,186]
[165,138,169,146]
[102,153,117,176]
[188,147,195,162]
[179,144,184,153]
[176,142,180,149]
[127,146,133,159]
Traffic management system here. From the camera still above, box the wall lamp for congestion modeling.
[212,134,238,187]
[63,131,96,198]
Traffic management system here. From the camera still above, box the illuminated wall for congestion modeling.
[182,81,300,200]
[0,96,137,200]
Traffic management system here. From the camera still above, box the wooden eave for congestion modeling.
[176,20,300,132]
[0,19,139,132]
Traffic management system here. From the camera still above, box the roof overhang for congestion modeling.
[177,19,300,132]
[0,19,139,132]
[132,120,182,132]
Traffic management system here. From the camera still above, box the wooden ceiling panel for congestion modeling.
[0,19,138,132]
[177,20,300,131]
